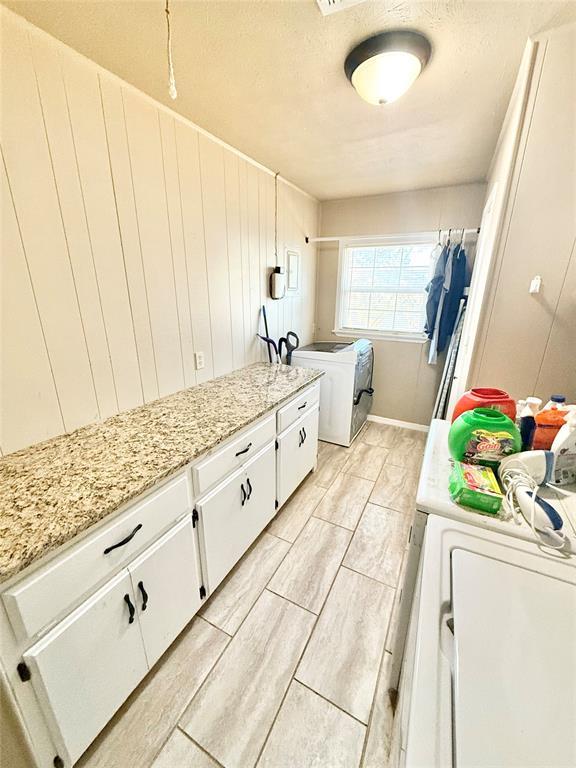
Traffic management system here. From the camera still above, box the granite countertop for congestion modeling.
[0,363,323,584]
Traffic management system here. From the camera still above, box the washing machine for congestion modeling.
[396,514,575,768]
[290,339,374,446]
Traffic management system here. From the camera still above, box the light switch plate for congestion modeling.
[195,351,205,370]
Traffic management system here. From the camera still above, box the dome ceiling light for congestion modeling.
[344,30,432,105]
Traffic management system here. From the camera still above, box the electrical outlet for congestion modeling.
[195,351,205,370]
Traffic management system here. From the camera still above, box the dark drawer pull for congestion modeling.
[241,483,247,507]
[235,442,252,457]
[124,593,135,624]
[298,402,307,410]
[246,477,253,500]
[104,524,142,555]
[137,581,148,611]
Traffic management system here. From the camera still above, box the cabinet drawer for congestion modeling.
[192,414,275,495]
[23,569,148,766]
[277,406,319,507]
[196,441,276,593]
[276,383,320,433]
[3,473,191,642]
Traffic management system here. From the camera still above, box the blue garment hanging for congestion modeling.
[437,244,467,353]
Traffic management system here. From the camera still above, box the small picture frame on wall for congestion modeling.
[286,249,300,292]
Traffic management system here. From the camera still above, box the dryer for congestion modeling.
[290,339,373,446]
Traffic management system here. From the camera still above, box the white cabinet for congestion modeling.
[128,517,202,667]
[23,570,148,766]
[196,441,276,593]
[3,472,191,642]
[276,383,320,433]
[277,406,319,507]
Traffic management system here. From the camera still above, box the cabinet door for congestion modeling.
[23,571,147,766]
[277,406,319,507]
[128,517,202,667]
[196,441,276,593]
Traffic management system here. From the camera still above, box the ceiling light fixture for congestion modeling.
[344,30,431,105]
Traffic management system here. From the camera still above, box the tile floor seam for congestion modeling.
[293,679,370,728]
[340,561,402,590]
[146,618,231,766]
[254,507,367,765]
[198,613,234,637]
[175,726,226,768]
[359,650,395,768]
[264,587,319,617]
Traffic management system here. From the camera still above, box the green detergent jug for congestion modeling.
[448,407,521,468]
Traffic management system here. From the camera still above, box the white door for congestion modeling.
[277,406,319,507]
[128,517,202,667]
[23,570,148,765]
[196,441,276,593]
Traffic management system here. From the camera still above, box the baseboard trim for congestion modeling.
[367,415,429,433]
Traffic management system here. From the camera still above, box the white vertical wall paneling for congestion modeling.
[1,158,65,451]
[238,159,253,364]
[198,134,234,378]
[29,30,118,420]
[59,47,144,412]
[99,77,159,404]
[247,164,261,363]
[174,123,214,383]
[158,112,197,388]
[122,89,184,397]
[0,19,99,432]
[0,7,318,453]
[223,151,246,371]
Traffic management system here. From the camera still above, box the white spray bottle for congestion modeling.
[551,409,576,485]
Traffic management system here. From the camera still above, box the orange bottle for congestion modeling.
[532,407,568,450]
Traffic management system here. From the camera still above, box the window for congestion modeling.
[335,234,437,340]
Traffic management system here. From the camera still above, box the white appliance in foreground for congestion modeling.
[397,514,575,768]
[290,339,373,446]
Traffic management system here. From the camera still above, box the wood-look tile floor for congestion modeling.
[78,422,425,768]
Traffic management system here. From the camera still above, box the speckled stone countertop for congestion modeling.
[0,363,323,584]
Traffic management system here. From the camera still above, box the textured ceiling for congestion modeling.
[3,0,574,199]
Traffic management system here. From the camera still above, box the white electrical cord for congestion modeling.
[165,0,177,100]
[500,463,567,550]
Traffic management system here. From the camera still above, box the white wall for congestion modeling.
[316,184,486,425]
[470,22,576,402]
[0,7,319,455]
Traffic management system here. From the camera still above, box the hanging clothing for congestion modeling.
[437,245,467,354]
[424,242,449,339]
[425,242,467,364]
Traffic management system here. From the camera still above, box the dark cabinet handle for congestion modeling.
[241,483,247,506]
[298,429,303,447]
[246,477,253,499]
[298,402,307,410]
[124,593,135,624]
[302,427,307,442]
[104,524,142,555]
[137,581,148,611]
[235,442,252,457]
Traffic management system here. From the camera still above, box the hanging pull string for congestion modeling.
[274,172,279,260]
[165,0,177,100]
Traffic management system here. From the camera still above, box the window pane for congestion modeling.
[373,268,400,289]
[352,250,374,268]
[368,311,395,331]
[345,309,369,328]
[350,268,374,289]
[370,293,396,312]
[341,240,435,336]
[375,247,402,267]
[394,311,425,332]
[348,292,370,310]
[395,293,426,312]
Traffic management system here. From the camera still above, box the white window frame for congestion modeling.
[334,233,437,343]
